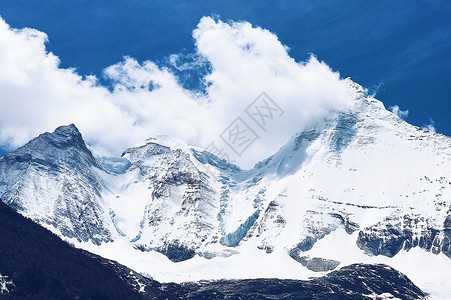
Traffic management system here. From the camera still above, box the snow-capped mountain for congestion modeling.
[0,124,114,244]
[1,79,450,298]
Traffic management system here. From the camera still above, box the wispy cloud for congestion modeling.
[369,82,384,97]
[0,17,356,168]
[422,119,436,133]
[389,105,409,119]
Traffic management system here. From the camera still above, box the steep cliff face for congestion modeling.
[109,142,220,261]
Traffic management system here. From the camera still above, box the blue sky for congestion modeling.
[0,1,450,160]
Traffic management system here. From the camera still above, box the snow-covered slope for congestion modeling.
[1,79,450,298]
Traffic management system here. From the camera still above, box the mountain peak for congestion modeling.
[52,123,84,144]
[33,123,88,152]
[53,123,80,135]
[1,123,97,171]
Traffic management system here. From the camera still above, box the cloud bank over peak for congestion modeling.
[0,16,355,168]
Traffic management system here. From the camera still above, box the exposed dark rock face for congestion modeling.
[292,256,341,272]
[159,241,197,262]
[330,212,360,234]
[357,226,406,257]
[443,214,451,258]
[291,236,318,253]
[330,113,358,154]
[135,241,197,263]
[357,213,451,258]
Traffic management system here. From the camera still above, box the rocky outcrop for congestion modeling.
[177,264,426,299]
[357,213,451,257]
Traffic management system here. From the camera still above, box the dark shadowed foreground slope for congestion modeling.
[175,264,427,300]
[0,200,426,299]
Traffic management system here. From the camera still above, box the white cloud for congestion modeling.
[389,105,409,119]
[369,82,384,97]
[0,16,356,168]
[423,119,436,133]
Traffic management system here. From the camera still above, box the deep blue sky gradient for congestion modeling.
[0,0,450,156]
